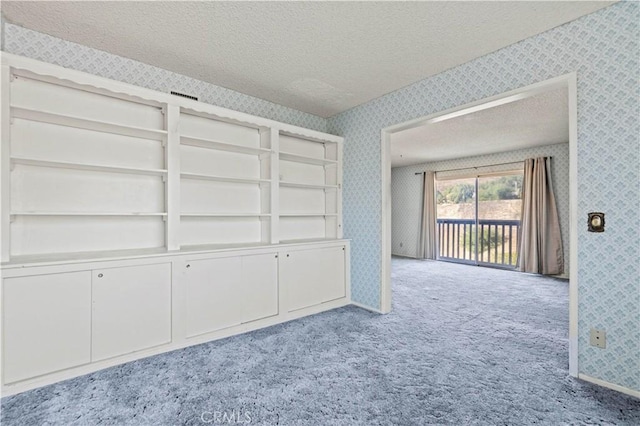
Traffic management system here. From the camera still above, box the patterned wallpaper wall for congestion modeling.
[329,2,638,391]
[1,23,327,132]
[391,143,570,278]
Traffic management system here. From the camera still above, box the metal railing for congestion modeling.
[437,218,520,267]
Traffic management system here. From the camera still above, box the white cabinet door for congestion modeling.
[3,271,91,383]
[184,253,278,338]
[241,253,278,323]
[185,256,243,338]
[282,245,346,312]
[91,263,171,361]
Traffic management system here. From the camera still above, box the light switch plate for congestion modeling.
[590,328,606,349]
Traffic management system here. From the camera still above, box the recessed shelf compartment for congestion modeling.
[11,157,168,177]
[11,106,167,141]
[181,172,269,185]
[279,151,337,166]
[181,135,270,156]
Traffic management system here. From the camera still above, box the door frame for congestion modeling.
[380,73,579,377]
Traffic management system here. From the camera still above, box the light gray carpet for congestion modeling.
[2,257,639,425]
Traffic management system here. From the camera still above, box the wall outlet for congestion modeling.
[590,328,606,349]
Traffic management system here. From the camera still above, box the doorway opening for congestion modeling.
[381,73,578,376]
[436,170,523,268]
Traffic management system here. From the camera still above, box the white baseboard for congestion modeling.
[578,374,640,399]
[350,301,385,314]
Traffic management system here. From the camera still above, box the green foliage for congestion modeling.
[478,176,523,201]
[460,227,501,251]
[437,183,475,204]
[436,175,522,205]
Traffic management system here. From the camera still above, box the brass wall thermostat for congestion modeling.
[587,212,605,232]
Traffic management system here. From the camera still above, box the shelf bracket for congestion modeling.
[9,73,16,82]
[9,214,16,223]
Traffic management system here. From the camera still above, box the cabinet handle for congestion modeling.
[275,254,278,258]
[286,254,290,257]
[186,264,191,268]
[98,273,103,278]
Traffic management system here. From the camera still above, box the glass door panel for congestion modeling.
[477,174,523,267]
[436,177,476,263]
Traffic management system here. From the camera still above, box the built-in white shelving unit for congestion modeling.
[0,53,349,397]
[1,56,343,262]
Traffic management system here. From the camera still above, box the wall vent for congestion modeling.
[170,90,198,101]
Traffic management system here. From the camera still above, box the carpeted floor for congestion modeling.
[2,257,639,425]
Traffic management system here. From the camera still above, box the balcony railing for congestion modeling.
[437,218,520,268]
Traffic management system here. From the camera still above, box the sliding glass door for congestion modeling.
[436,172,523,268]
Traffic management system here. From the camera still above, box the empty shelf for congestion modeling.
[11,157,168,177]
[11,106,167,141]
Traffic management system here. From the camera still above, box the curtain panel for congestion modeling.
[419,171,437,259]
[517,157,564,275]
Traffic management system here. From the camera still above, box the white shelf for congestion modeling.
[279,151,337,166]
[11,106,167,141]
[180,213,270,218]
[181,135,270,156]
[11,157,168,177]
[181,172,269,185]
[11,212,167,217]
[278,238,341,245]
[280,213,338,217]
[279,181,338,190]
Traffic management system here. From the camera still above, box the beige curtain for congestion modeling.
[418,172,437,259]
[517,157,564,274]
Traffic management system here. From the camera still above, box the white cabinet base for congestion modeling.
[1,240,350,397]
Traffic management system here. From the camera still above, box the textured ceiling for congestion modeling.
[1,1,613,117]
[391,87,569,167]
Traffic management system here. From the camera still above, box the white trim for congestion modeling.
[578,374,640,399]
[0,64,11,262]
[381,72,579,375]
[567,73,579,377]
[380,130,392,313]
[350,301,385,314]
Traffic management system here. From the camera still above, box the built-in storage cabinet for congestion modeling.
[1,240,349,394]
[0,54,350,397]
[184,252,278,338]
[91,263,172,361]
[1,262,172,383]
[281,245,346,311]
[2,271,92,383]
